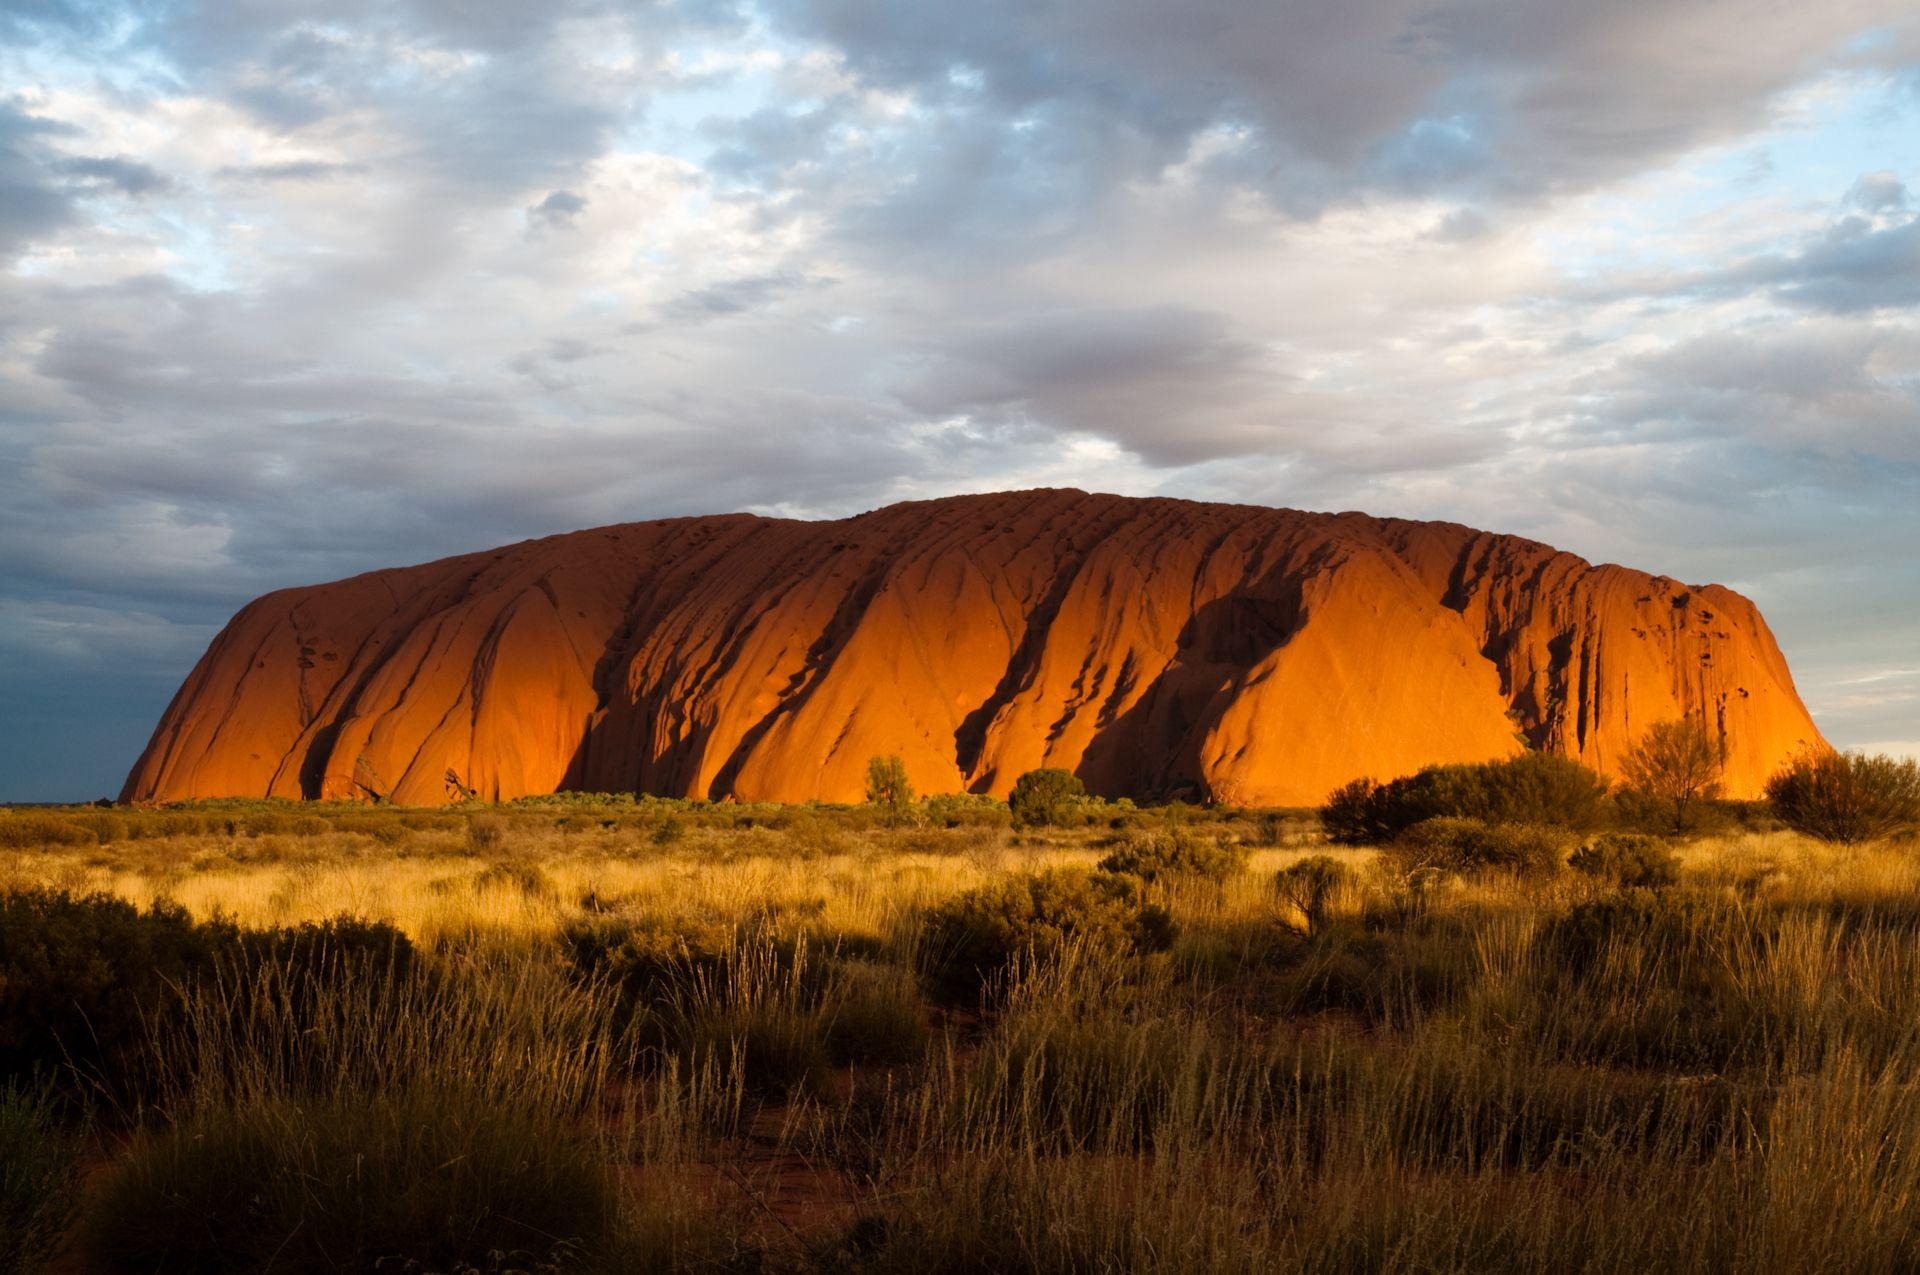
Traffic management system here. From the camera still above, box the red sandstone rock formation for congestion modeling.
[122,490,1825,806]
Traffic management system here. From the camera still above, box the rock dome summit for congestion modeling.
[123,490,1824,807]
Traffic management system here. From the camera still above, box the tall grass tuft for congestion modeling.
[81,949,652,1273]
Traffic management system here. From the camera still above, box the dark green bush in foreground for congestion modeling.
[0,891,412,1099]
[0,891,231,1092]
[919,870,1175,1003]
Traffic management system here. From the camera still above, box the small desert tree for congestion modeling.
[865,755,915,827]
[1620,719,1725,834]
[1008,768,1085,829]
[1765,750,1920,846]
[1275,855,1352,937]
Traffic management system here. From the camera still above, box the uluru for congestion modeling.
[122,490,1825,807]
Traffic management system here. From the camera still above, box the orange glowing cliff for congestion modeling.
[122,490,1825,806]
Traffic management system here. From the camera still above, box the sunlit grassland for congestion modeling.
[5,797,1920,1272]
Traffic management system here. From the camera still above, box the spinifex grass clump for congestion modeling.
[82,951,644,1274]
[0,1083,81,1274]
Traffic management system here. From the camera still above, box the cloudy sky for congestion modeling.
[3,0,1918,800]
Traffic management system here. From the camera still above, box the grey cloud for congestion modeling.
[51,154,172,195]
[215,159,367,182]
[1589,323,1920,463]
[1846,170,1910,213]
[1769,215,1920,313]
[1581,179,1920,315]
[527,188,587,227]
[663,272,824,322]
[705,105,840,181]
[889,306,1291,465]
[764,0,1920,222]
[1429,206,1496,243]
[0,101,78,255]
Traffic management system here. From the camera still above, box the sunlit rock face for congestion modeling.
[123,490,1824,806]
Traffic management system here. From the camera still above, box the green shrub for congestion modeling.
[1381,817,1566,880]
[866,755,916,827]
[1008,768,1086,829]
[1275,855,1354,936]
[918,870,1174,1004]
[1,1084,82,1274]
[562,914,729,984]
[1096,826,1246,884]
[241,811,294,837]
[680,1000,832,1098]
[922,792,1013,830]
[81,1088,620,1275]
[1322,777,1396,846]
[0,815,96,851]
[1766,751,1920,845]
[1569,833,1682,890]
[1323,753,1611,845]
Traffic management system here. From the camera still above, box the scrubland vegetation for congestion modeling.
[3,747,1920,1273]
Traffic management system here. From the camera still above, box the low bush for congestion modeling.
[474,859,556,898]
[1,1084,82,1274]
[1766,751,1920,845]
[1381,817,1566,880]
[1324,753,1612,845]
[918,870,1174,1004]
[1569,833,1682,890]
[1008,768,1086,829]
[0,814,97,851]
[561,914,733,1022]
[921,793,1013,829]
[1275,855,1354,935]
[1097,826,1246,884]
[466,812,507,852]
[1612,789,1739,837]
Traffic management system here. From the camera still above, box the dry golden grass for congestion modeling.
[7,796,1920,1272]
